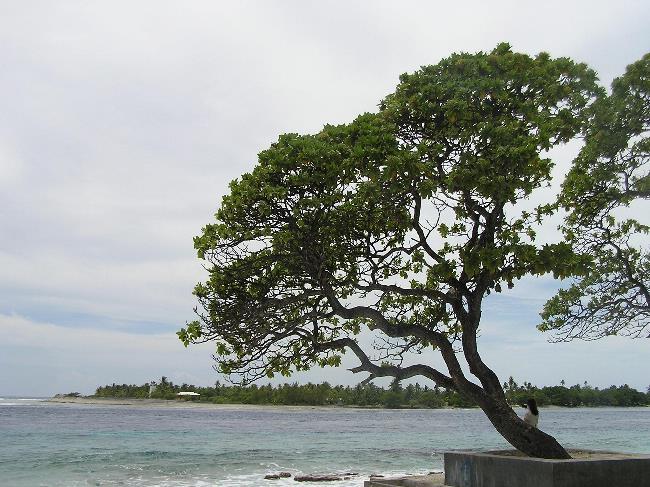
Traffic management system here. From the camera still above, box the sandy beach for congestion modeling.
[46,396,360,411]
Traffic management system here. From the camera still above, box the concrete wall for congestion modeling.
[445,451,554,487]
[444,450,650,487]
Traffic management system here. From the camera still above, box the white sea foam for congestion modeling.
[219,472,361,487]
[0,397,45,405]
[112,474,365,487]
[215,469,442,487]
[0,397,45,401]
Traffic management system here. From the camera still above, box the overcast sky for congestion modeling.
[1,1,649,396]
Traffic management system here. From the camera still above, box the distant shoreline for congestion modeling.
[46,396,649,410]
[47,396,369,410]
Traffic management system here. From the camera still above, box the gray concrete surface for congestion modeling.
[444,449,650,487]
[364,473,447,487]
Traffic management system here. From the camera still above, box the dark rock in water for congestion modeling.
[294,474,342,482]
[341,473,359,480]
[369,474,384,478]
[265,472,292,479]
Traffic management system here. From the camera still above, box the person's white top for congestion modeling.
[523,407,539,428]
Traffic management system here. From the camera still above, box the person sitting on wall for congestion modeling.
[523,398,539,428]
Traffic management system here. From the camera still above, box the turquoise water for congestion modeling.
[1,398,649,486]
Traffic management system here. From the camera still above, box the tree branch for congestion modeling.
[317,337,457,390]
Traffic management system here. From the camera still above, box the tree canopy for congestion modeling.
[180,43,608,458]
[540,54,650,340]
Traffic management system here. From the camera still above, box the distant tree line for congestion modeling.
[93,377,650,408]
[502,377,649,408]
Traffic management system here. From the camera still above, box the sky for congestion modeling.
[1,1,649,396]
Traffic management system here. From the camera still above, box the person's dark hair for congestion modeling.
[527,398,538,416]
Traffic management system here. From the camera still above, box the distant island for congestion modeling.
[87,377,650,409]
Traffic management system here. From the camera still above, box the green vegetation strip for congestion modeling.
[92,377,650,408]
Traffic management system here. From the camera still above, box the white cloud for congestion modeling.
[0,1,649,395]
[0,313,218,396]
[0,139,24,189]
[0,250,201,325]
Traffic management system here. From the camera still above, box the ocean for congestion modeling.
[1,398,649,486]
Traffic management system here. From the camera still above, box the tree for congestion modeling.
[179,44,602,458]
[540,54,650,340]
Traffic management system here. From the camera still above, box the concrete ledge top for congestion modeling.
[444,449,650,487]
[444,449,650,463]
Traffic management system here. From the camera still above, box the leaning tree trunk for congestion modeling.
[476,395,571,459]
[454,307,571,459]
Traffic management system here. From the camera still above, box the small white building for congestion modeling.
[176,391,200,400]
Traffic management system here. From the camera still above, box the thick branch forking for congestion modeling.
[460,329,506,398]
[321,282,486,398]
[317,337,456,389]
[445,291,506,398]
